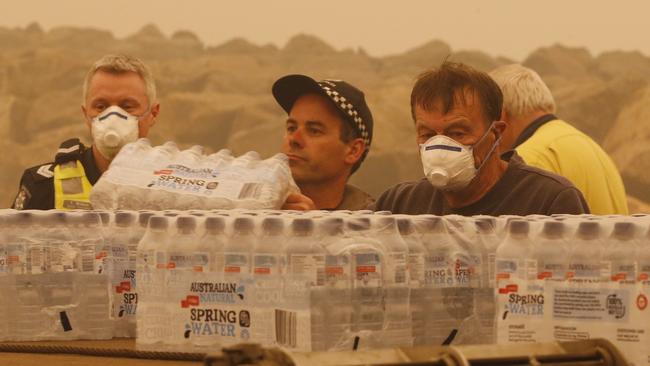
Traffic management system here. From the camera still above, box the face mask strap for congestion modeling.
[474,124,501,172]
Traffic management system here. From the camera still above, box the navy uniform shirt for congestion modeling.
[11,138,102,210]
[370,151,590,216]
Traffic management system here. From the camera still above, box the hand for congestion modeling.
[282,192,316,211]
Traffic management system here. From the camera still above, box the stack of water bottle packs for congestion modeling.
[90,139,298,210]
[1,209,650,364]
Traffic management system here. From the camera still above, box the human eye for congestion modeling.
[447,131,466,140]
[93,102,107,112]
[285,123,297,133]
[417,130,435,143]
[307,126,323,135]
[121,102,138,113]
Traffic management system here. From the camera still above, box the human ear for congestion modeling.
[81,105,92,132]
[493,120,507,138]
[148,102,160,128]
[345,138,365,165]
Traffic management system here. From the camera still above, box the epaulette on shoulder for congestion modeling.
[54,138,87,165]
[25,162,55,183]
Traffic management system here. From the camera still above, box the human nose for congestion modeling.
[287,127,304,149]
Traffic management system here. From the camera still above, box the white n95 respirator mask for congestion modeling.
[91,106,141,160]
[419,124,500,191]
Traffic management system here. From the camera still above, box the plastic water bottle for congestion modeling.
[42,211,76,273]
[638,227,650,284]
[374,216,411,347]
[285,218,327,350]
[605,222,638,284]
[251,217,285,345]
[495,220,541,343]
[473,217,499,344]
[76,212,113,335]
[253,217,284,277]
[420,215,469,346]
[345,217,384,349]
[316,217,353,350]
[136,215,171,348]
[200,216,226,274]
[533,221,569,281]
[496,220,536,289]
[166,216,198,348]
[567,221,605,283]
[5,212,27,275]
[398,217,427,345]
[111,211,138,337]
[68,212,106,274]
[223,217,255,276]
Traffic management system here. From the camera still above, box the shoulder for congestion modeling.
[509,152,576,189]
[13,162,55,209]
[54,138,88,164]
[12,137,87,210]
[504,153,589,214]
[524,120,593,152]
[338,184,375,211]
[20,138,88,184]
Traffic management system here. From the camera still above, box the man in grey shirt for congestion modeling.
[273,74,375,211]
[371,62,589,216]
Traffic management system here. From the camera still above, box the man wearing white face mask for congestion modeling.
[11,54,159,210]
[371,62,589,216]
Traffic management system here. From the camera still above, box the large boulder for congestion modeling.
[524,44,595,80]
[603,86,650,202]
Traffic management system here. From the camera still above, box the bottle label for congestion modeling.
[567,262,602,282]
[424,255,452,287]
[7,243,26,274]
[193,252,211,272]
[453,257,472,287]
[537,262,566,281]
[325,254,350,288]
[638,264,650,283]
[610,263,636,282]
[94,241,110,274]
[289,254,325,286]
[407,254,425,287]
[28,244,44,274]
[253,253,280,276]
[168,251,193,270]
[525,259,538,282]
[353,252,382,288]
[224,252,250,274]
[496,259,519,280]
[386,252,407,285]
[155,250,167,270]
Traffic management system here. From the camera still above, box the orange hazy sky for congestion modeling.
[3,0,649,60]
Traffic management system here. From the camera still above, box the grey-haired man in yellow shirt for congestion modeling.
[490,64,628,215]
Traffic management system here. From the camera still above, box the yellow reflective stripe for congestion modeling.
[53,160,93,210]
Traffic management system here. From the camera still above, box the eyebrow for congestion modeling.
[89,97,142,106]
[286,118,326,128]
[305,120,326,129]
[443,119,473,134]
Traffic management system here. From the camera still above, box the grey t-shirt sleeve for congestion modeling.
[368,185,401,212]
[548,187,591,215]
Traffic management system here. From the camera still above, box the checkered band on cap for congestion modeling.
[318,81,371,147]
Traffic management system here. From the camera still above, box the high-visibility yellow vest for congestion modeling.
[53,160,93,210]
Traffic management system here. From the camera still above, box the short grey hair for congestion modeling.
[489,64,556,118]
[82,54,157,106]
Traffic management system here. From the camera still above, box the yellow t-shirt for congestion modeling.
[516,119,628,215]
